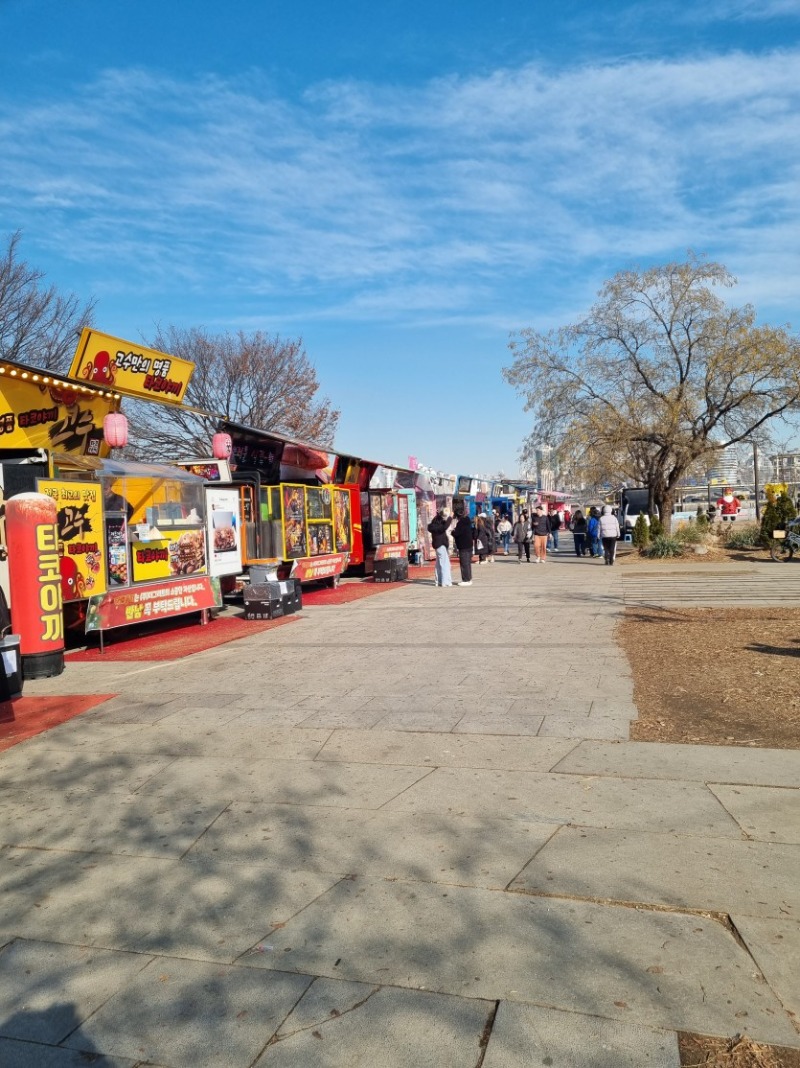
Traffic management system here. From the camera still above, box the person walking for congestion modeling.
[497,514,512,555]
[474,514,491,564]
[548,509,562,552]
[587,508,602,558]
[451,510,475,585]
[571,509,588,556]
[530,505,552,563]
[427,507,454,587]
[598,504,621,565]
[512,511,531,563]
[482,513,496,563]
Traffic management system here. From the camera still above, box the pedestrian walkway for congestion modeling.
[621,557,800,606]
[1,552,798,1066]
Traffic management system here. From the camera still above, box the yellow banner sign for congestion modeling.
[38,480,108,601]
[131,528,207,583]
[0,372,113,455]
[69,328,194,405]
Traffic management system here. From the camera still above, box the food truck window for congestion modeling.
[106,476,203,527]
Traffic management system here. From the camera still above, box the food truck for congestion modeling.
[175,423,356,589]
[38,456,221,645]
[179,426,413,587]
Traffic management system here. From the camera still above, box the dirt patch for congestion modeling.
[618,606,800,748]
[618,544,771,565]
[680,1032,800,1067]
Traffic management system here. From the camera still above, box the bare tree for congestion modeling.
[504,254,800,531]
[0,231,96,372]
[126,326,340,458]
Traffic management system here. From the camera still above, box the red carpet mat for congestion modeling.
[0,694,115,752]
[65,613,298,663]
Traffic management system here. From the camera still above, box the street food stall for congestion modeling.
[176,423,356,589]
[39,456,221,648]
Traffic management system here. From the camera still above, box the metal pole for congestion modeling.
[753,441,760,521]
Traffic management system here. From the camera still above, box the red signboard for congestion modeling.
[85,576,222,632]
[290,552,349,583]
[375,543,408,560]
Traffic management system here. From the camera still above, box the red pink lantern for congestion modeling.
[103,412,129,448]
[212,432,233,459]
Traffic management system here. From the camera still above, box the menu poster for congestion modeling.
[306,487,332,520]
[333,489,351,553]
[206,487,242,577]
[283,485,307,558]
[38,478,107,601]
[105,514,130,587]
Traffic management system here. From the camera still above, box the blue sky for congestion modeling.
[2,0,800,477]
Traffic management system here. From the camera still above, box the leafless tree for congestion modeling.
[505,254,800,531]
[0,231,96,372]
[125,325,340,458]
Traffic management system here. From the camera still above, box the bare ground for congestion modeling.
[616,547,800,1064]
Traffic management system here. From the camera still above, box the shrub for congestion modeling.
[695,511,710,529]
[760,493,797,541]
[722,522,763,549]
[632,512,650,548]
[649,516,664,539]
[674,521,705,545]
[645,535,684,558]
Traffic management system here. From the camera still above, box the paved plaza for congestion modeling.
[1,548,798,1066]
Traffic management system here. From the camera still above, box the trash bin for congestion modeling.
[0,634,23,700]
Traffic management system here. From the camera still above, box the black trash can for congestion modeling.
[0,634,23,700]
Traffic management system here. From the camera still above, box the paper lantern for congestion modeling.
[103,412,129,448]
[212,432,233,459]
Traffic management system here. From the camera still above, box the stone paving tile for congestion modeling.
[709,784,800,843]
[0,793,227,859]
[483,1002,680,1068]
[116,725,332,763]
[451,713,545,736]
[385,767,745,836]
[316,729,577,771]
[731,916,800,1019]
[0,939,152,1044]
[63,957,312,1068]
[186,802,558,889]
[0,848,341,963]
[537,715,633,739]
[552,740,800,787]
[509,826,799,919]
[370,709,468,732]
[0,1039,138,1067]
[260,977,493,1067]
[295,708,388,729]
[243,877,799,1046]
[0,750,174,798]
[145,756,431,808]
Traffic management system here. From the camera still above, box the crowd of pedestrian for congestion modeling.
[426,501,625,586]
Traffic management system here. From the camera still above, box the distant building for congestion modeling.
[768,451,800,485]
[706,445,740,486]
[535,445,556,491]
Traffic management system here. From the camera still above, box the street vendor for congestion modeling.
[716,488,740,521]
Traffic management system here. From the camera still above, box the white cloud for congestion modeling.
[1,48,799,330]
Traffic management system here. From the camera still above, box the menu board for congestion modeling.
[105,514,130,587]
[206,487,242,577]
[282,484,307,559]
[38,479,107,601]
[333,488,352,553]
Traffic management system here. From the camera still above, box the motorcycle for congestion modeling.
[770,517,800,561]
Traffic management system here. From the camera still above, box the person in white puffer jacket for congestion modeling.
[598,505,621,565]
